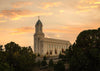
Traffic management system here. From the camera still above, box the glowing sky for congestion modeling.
[0,0,100,50]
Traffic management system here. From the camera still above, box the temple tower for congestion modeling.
[34,18,44,54]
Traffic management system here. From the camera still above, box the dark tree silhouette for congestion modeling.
[65,27,100,71]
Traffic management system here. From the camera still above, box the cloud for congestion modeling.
[0,9,53,20]
[94,1,100,4]
[44,29,71,33]
[12,1,33,8]
[11,26,84,35]
[11,27,34,35]
[40,2,62,9]
[0,20,6,23]
[11,23,100,35]
[76,0,100,13]
[59,10,64,13]
[11,27,68,35]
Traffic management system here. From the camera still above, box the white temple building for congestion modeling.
[34,19,71,56]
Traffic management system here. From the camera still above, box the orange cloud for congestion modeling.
[11,23,100,35]
[12,1,33,8]
[94,1,100,4]
[11,26,80,35]
[11,27,68,35]
[0,9,53,20]
[0,20,6,23]
[77,0,100,13]
[59,10,64,13]
[11,27,34,35]
[0,14,3,17]
[41,2,62,9]
[44,29,71,33]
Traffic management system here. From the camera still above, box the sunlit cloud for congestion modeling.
[55,34,60,38]
[44,29,74,34]
[59,10,64,13]
[40,2,62,9]
[0,14,3,17]
[11,27,34,35]
[0,20,6,23]
[11,28,68,35]
[77,0,100,13]
[94,1,100,4]
[11,26,89,35]
[12,1,33,8]
[0,9,53,20]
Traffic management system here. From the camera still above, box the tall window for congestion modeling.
[55,49,57,54]
[62,48,64,53]
[50,50,52,55]
[46,51,48,55]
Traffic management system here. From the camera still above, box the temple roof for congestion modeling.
[36,19,42,26]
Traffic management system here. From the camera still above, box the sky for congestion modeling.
[0,0,100,50]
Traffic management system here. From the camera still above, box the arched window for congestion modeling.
[55,49,57,54]
[50,50,52,55]
[62,48,64,53]
[46,51,48,55]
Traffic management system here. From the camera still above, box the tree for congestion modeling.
[54,60,65,71]
[0,45,12,71]
[49,59,54,67]
[0,63,12,71]
[43,56,47,60]
[0,45,3,51]
[37,60,41,67]
[41,60,47,66]
[67,27,100,71]
[4,42,36,71]
[59,53,66,62]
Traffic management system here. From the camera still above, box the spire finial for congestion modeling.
[38,16,40,20]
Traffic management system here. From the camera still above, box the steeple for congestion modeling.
[35,19,42,27]
[35,17,43,33]
[34,16,44,38]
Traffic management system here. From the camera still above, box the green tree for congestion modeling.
[37,60,41,67]
[54,60,65,71]
[41,60,47,66]
[4,42,36,71]
[0,63,12,71]
[0,45,3,51]
[59,53,66,62]
[49,59,54,67]
[67,27,100,71]
[43,56,47,60]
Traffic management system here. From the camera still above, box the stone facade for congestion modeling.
[34,19,71,56]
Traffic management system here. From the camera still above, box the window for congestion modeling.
[55,49,57,54]
[62,48,64,53]
[46,51,48,55]
[50,50,52,55]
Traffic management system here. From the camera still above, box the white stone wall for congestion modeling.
[39,38,71,56]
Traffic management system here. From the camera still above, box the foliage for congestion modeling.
[41,60,47,66]
[65,28,100,71]
[37,60,41,67]
[54,60,65,71]
[0,45,3,51]
[49,59,54,67]
[43,56,47,60]
[0,42,36,71]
